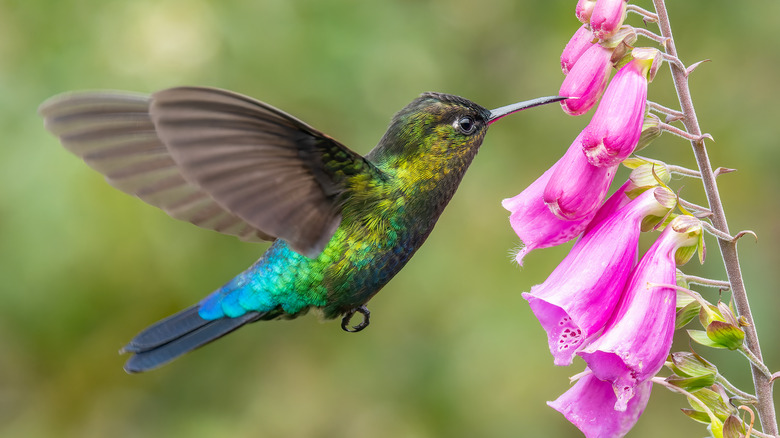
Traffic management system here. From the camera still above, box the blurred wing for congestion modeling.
[40,87,382,257]
[39,91,272,243]
[149,87,382,257]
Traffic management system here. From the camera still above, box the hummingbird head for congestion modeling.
[368,92,564,185]
[367,92,491,170]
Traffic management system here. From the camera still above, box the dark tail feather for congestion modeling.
[121,306,264,373]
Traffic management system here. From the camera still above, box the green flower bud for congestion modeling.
[706,321,745,350]
[669,352,717,378]
[635,113,663,152]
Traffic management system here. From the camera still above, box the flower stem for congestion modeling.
[627,5,659,23]
[739,346,774,380]
[666,164,701,178]
[717,374,757,403]
[634,27,666,45]
[652,0,777,434]
[647,100,684,120]
[679,274,730,290]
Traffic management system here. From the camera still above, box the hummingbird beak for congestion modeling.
[487,96,568,124]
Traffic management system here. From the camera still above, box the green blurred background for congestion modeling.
[1,0,778,436]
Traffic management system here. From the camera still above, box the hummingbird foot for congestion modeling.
[341,305,370,333]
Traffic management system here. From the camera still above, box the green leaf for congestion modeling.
[670,352,717,377]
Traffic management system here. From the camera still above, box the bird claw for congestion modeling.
[341,305,371,333]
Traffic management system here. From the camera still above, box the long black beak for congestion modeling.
[488,96,567,124]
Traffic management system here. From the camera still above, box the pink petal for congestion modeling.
[590,0,628,40]
[549,373,652,438]
[502,166,593,266]
[523,188,667,365]
[559,43,613,116]
[578,225,682,411]
[581,59,648,167]
[561,25,596,75]
[543,133,618,221]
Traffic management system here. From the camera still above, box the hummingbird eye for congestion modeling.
[454,116,477,135]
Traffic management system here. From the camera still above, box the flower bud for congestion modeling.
[666,352,718,392]
[575,0,598,23]
[561,25,596,75]
[581,58,652,167]
[681,386,738,434]
[590,0,628,40]
[706,321,745,350]
[559,43,613,116]
[669,351,717,377]
[635,113,663,152]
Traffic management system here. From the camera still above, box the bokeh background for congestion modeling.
[1,0,778,436]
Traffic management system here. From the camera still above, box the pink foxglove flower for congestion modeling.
[581,56,653,167]
[561,25,595,75]
[524,187,675,365]
[543,132,618,221]
[578,216,702,411]
[575,0,597,24]
[583,180,631,234]
[549,373,652,438]
[502,164,593,266]
[559,43,613,116]
[590,0,628,40]
[585,160,672,234]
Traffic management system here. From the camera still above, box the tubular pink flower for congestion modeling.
[549,373,652,438]
[543,132,618,221]
[575,0,597,24]
[561,25,595,75]
[502,164,594,267]
[581,58,650,167]
[583,179,631,234]
[523,188,673,366]
[559,43,613,116]
[578,218,700,411]
[590,0,628,40]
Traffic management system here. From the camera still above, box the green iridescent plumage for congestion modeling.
[39,87,563,372]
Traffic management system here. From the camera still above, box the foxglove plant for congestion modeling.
[524,186,676,366]
[579,215,703,411]
[504,1,778,436]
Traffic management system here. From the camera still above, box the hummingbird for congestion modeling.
[40,87,563,373]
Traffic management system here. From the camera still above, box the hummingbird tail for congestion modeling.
[120,306,267,373]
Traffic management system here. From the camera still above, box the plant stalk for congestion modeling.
[652,0,777,434]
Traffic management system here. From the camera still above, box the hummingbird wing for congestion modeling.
[148,86,383,257]
[40,87,381,257]
[39,91,274,243]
